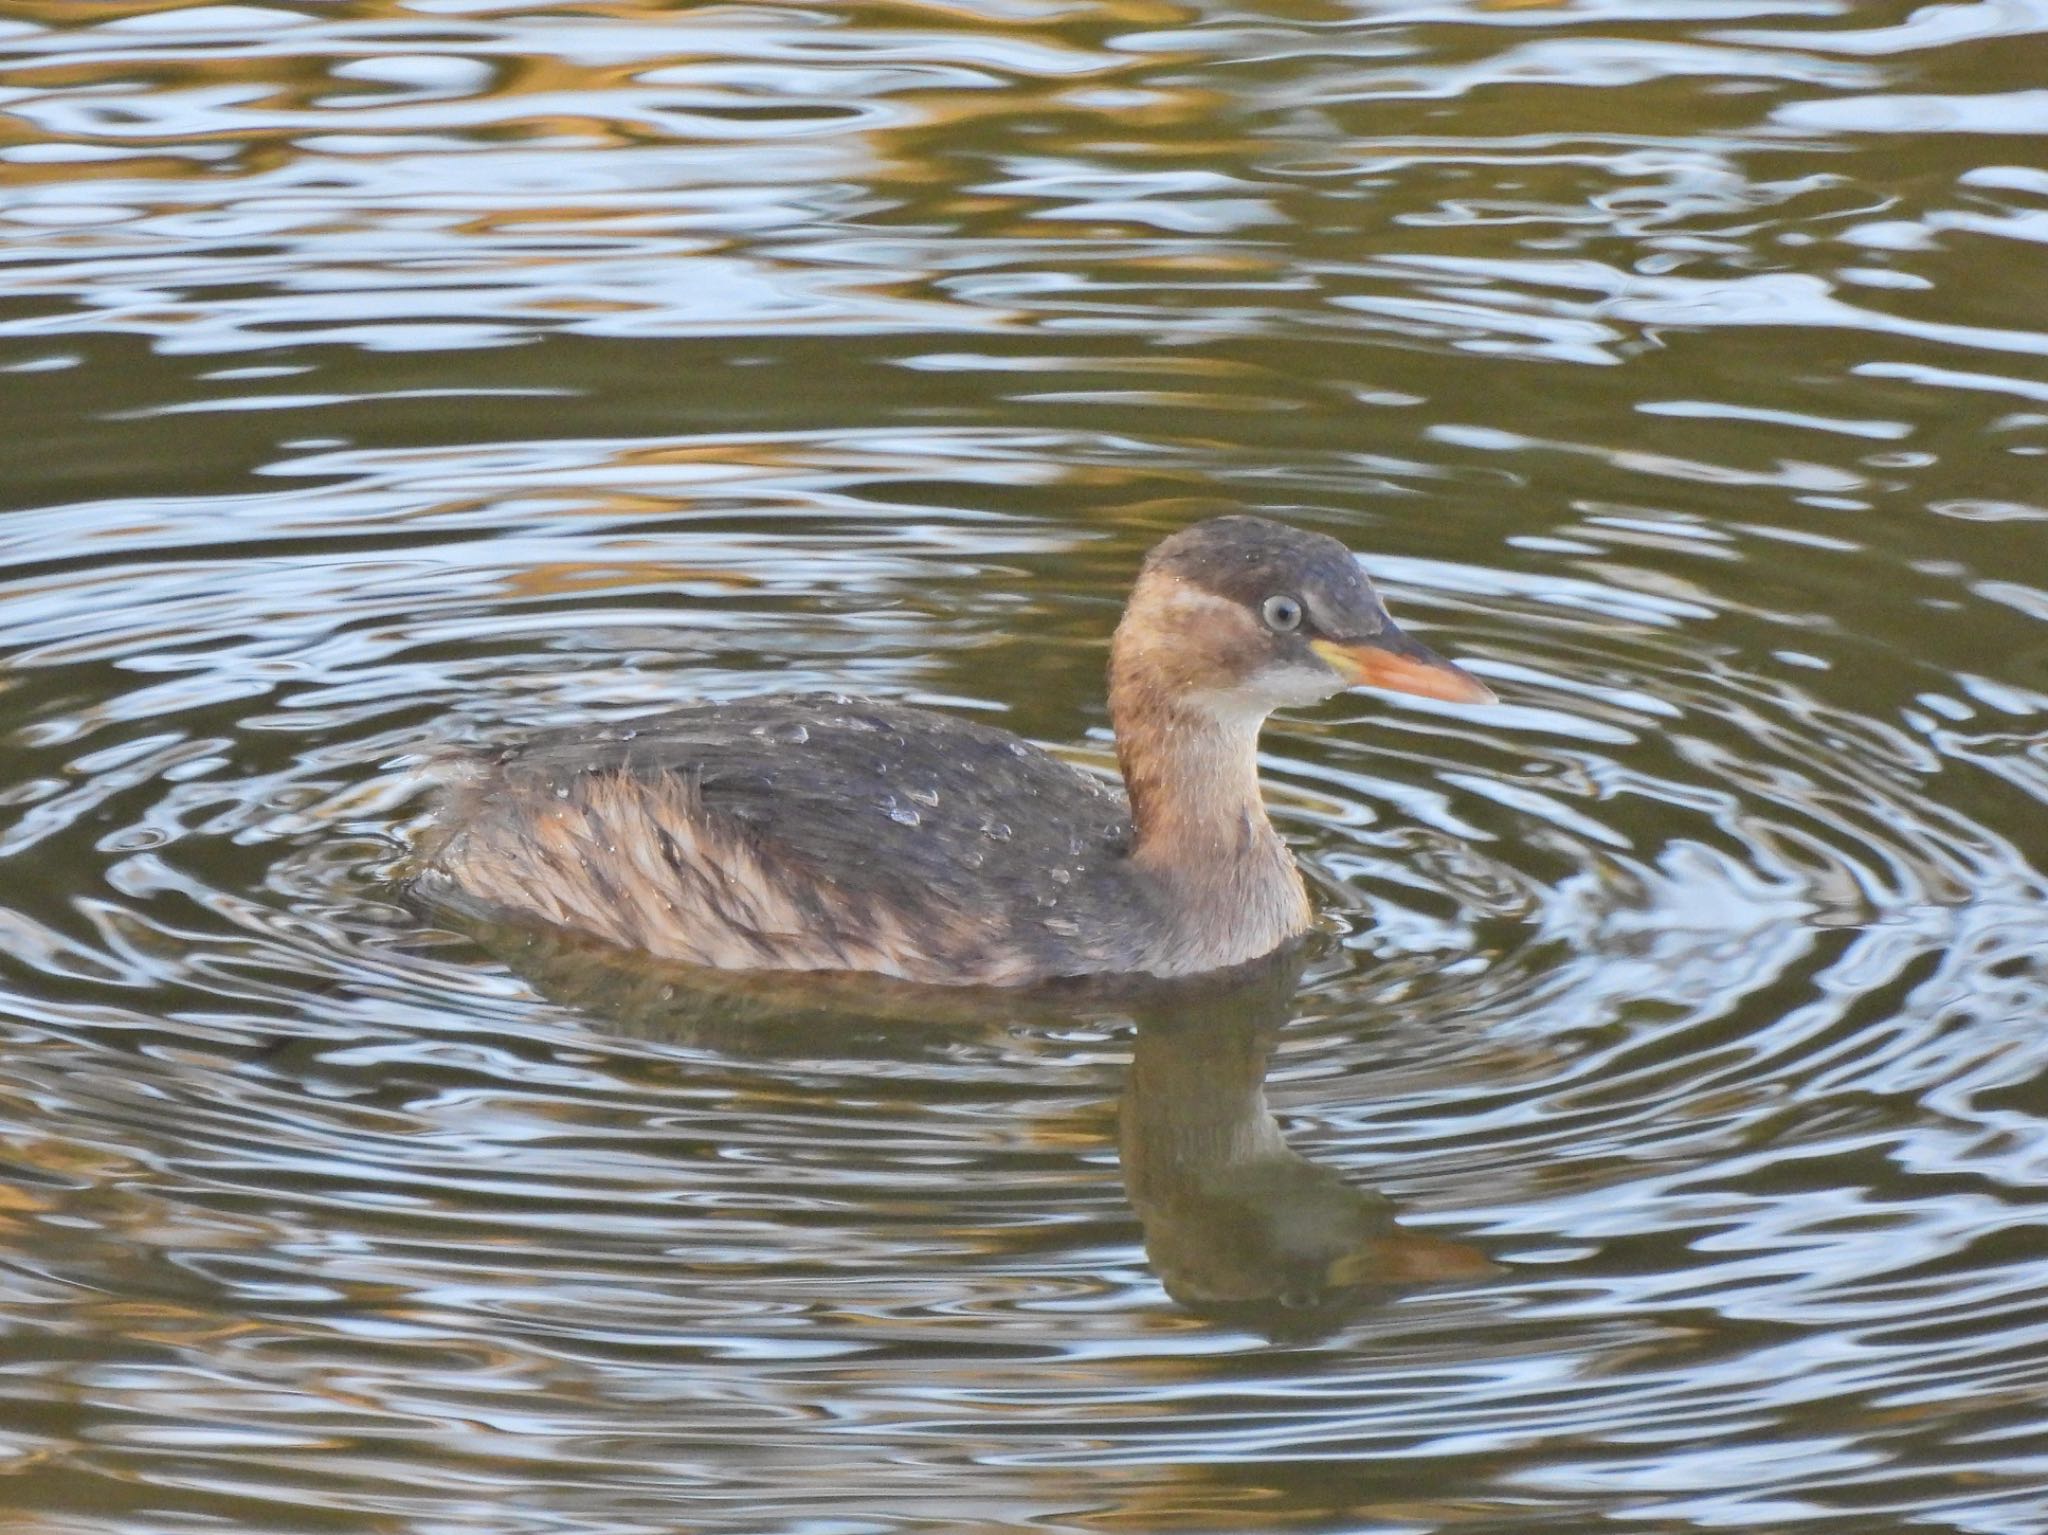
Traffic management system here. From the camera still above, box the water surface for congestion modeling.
[1,1,2046,1531]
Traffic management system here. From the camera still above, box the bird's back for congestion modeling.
[414,696,1152,985]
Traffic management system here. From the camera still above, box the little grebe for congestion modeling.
[415,515,1494,986]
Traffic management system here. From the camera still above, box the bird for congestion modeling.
[412,514,1495,987]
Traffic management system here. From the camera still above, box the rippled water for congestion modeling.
[1,1,2046,1530]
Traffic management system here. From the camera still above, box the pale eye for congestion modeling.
[1261,594,1303,632]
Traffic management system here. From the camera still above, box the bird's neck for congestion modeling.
[1107,648,1310,966]
[1112,688,1269,866]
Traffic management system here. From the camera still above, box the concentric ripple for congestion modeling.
[1,2,2046,1533]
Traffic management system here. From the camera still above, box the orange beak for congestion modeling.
[1311,631,1496,705]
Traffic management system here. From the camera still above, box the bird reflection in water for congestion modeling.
[1119,953,1496,1339]
[437,921,1495,1338]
